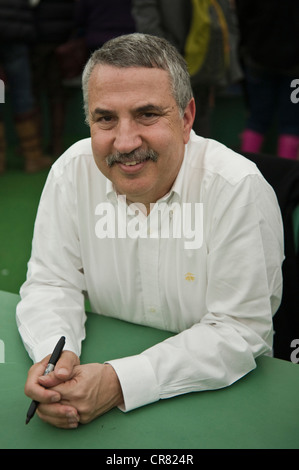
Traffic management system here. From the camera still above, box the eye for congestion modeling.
[138,112,160,125]
[143,112,158,119]
[96,115,116,129]
[99,115,113,122]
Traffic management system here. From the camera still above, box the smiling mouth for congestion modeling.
[106,149,158,168]
[122,159,148,166]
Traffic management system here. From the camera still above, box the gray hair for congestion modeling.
[82,33,193,123]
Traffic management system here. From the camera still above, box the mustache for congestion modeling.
[105,148,159,168]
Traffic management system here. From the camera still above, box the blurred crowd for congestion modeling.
[0,0,298,174]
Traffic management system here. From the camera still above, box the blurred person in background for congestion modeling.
[236,0,299,160]
[31,0,76,158]
[75,0,135,55]
[0,0,52,173]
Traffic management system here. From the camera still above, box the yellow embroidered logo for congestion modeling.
[185,272,195,281]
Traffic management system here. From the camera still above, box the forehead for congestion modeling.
[88,65,174,105]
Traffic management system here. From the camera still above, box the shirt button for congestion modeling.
[148,307,156,313]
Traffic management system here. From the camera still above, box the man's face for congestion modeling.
[88,65,195,212]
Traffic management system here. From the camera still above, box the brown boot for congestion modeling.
[0,120,5,174]
[15,111,53,173]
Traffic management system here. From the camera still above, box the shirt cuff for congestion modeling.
[29,334,79,363]
[106,354,160,412]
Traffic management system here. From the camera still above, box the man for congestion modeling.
[17,33,284,429]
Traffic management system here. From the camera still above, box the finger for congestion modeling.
[39,351,79,388]
[37,402,80,429]
[37,370,63,388]
[50,373,77,397]
[25,359,61,404]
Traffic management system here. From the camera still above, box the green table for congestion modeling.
[0,290,298,450]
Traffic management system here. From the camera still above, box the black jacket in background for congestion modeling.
[33,0,75,44]
[235,0,299,72]
[0,0,35,42]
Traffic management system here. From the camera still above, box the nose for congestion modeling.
[113,118,143,154]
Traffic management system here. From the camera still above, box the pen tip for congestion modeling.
[25,418,29,424]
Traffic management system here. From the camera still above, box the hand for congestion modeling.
[24,350,81,429]
[47,363,124,426]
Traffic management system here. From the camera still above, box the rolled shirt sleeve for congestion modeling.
[16,163,87,362]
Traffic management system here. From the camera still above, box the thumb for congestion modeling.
[54,351,80,381]
[38,351,79,387]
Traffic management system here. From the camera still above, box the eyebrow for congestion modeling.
[90,104,166,121]
[90,108,115,120]
[134,104,166,114]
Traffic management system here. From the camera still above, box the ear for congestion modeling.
[183,98,196,144]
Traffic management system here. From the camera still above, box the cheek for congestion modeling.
[91,131,109,159]
[149,120,183,151]
[90,140,110,176]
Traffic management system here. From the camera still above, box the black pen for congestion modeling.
[25,336,66,425]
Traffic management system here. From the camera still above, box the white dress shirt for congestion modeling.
[16,131,284,412]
